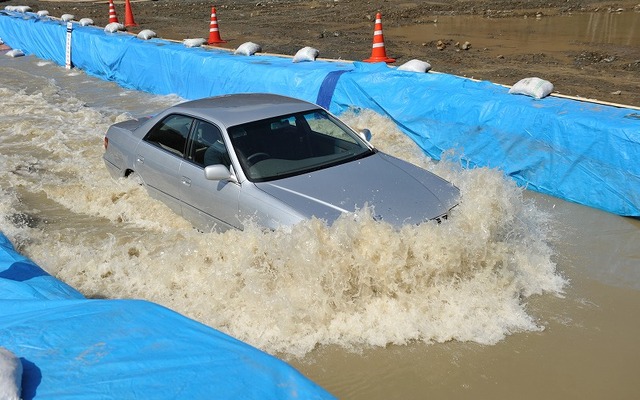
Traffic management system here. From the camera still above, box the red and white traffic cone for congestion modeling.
[108,0,119,24]
[124,0,138,27]
[207,7,227,44]
[363,12,395,63]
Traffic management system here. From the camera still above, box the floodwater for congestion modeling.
[1,53,639,399]
[387,10,640,57]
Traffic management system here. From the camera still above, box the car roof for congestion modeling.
[169,93,320,128]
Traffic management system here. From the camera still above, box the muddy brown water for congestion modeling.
[1,42,639,399]
[292,192,640,399]
[388,11,640,56]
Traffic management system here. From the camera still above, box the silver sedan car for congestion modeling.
[103,93,459,231]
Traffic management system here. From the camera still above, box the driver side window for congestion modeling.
[187,120,230,168]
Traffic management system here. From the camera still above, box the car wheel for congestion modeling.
[127,171,143,185]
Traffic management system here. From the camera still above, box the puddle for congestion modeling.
[387,11,640,57]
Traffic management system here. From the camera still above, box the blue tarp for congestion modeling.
[330,63,640,216]
[0,232,335,399]
[0,11,639,215]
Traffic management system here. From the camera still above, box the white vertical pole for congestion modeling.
[65,22,72,69]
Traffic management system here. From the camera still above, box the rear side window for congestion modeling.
[144,114,194,157]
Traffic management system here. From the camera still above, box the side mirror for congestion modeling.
[358,128,372,142]
[204,164,238,183]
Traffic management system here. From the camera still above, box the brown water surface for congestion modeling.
[293,193,640,399]
[1,45,639,399]
[388,11,640,56]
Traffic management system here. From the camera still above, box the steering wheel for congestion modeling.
[247,152,270,164]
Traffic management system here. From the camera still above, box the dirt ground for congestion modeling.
[3,0,640,106]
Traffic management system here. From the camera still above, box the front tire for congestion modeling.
[126,170,143,185]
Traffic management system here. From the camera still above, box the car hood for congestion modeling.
[254,153,459,226]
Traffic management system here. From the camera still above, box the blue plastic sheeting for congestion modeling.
[71,28,353,102]
[0,234,84,301]
[330,63,640,216]
[0,11,353,102]
[1,10,639,216]
[0,233,335,400]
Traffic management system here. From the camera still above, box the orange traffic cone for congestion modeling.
[124,0,138,27]
[108,0,118,24]
[207,7,227,44]
[363,12,395,63]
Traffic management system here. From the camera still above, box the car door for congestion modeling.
[179,119,243,232]
[134,114,193,216]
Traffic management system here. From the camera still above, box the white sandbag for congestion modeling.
[234,42,261,56]
[137,29,157,40]
[0,347,22,400]
[104,22,124,33]
[14,6,32,13]
[397,59,432,73]
[509,77,554,99]
[79,18,94,26]
[292,46,319,63]
[4,6,16,11]
[60,14,74,22]
[6,49,25,58]
[183,38,206,48]
[37,10,50,17]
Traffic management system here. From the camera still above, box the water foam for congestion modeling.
[0,68,566,358]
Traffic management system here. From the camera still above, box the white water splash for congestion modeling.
[0,59,566,358]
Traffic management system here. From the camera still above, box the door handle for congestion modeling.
[136,155,144,164]
[182,177,191,186]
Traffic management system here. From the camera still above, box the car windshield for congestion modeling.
[227,109,374,182]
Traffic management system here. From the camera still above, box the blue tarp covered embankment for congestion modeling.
[330,63,640,216]
[0,232,335,399]
[1,10,639,216]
